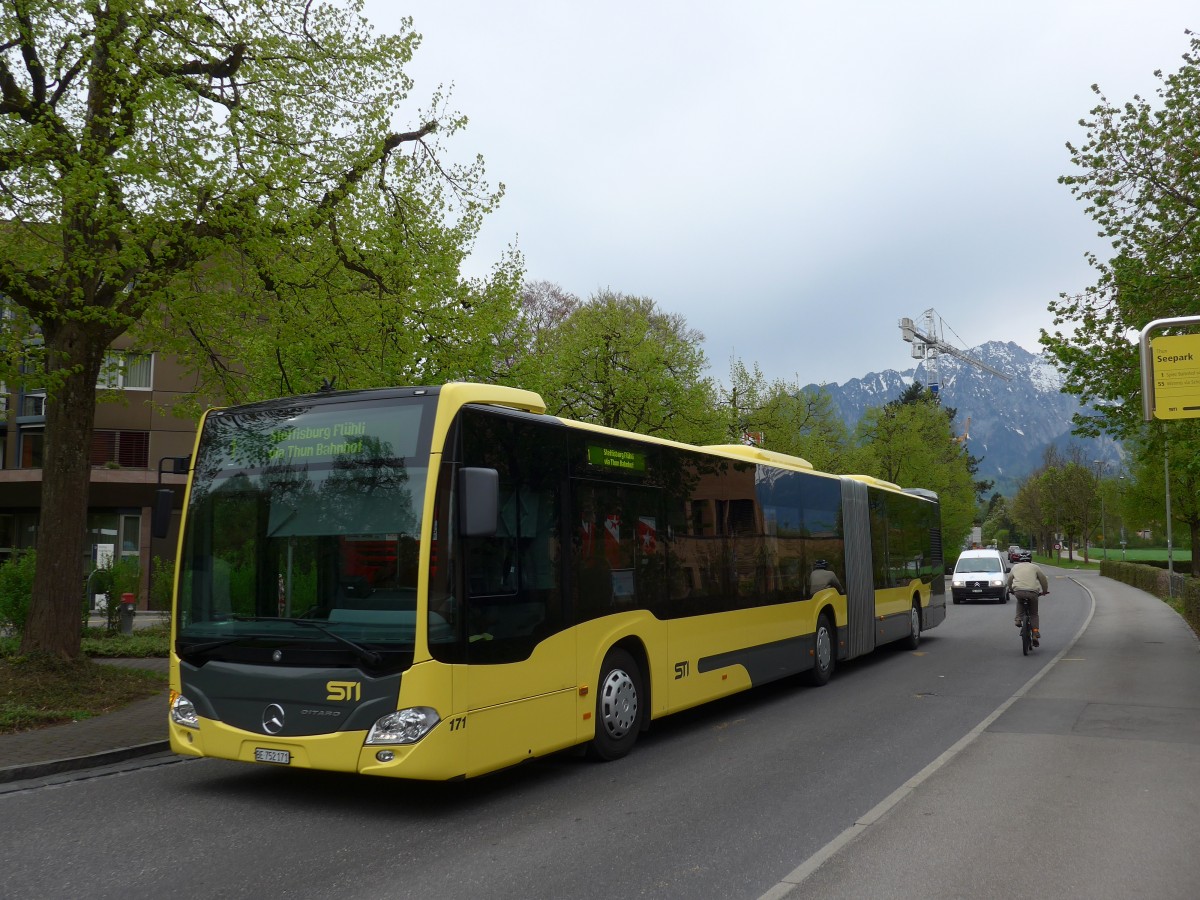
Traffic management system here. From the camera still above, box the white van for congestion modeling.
[951,548,1010,604]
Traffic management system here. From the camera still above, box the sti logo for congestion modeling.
[326,681,362,702]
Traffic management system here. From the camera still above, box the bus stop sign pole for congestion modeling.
[1139,315,1200,598]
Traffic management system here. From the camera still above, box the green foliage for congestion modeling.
[91,557,141,633]
[1119,424,1200,575]
[719,359,854,472]
[0,551,37,634]
[80,625,170,659]
[1047,31,1200,438]
[149,556,175,613]
[1,2,522,657]
[522,289,722,444]
[851,391,977,553]
[981,494,1019,547]
[1011,446,1103,559]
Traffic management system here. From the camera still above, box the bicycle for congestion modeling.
[1016,591,1047,655]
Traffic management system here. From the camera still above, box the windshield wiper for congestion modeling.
[285,619,384,667]
[191,615,385,667]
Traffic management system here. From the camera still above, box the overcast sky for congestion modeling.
[362,1,1195,387]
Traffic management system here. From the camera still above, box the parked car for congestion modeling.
[951,548,1010,604]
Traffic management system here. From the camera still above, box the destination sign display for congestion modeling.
[587,444,647,473]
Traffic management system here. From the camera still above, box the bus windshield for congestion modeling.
[176,394,438,671]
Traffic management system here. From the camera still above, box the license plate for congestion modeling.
[254,748,291,765]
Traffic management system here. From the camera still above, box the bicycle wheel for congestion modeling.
[1021,618,1032,656]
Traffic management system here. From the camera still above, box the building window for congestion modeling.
[97,352,153,390]
[0,512,38,564]
[20,430,43,468]
[91,430,150,469]
[0,514,12,562]
[20,393,46,416]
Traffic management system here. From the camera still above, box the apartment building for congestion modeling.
[0,339,200,608]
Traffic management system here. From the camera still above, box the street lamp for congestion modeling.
[1093,460,1107,561]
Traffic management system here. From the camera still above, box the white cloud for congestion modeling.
[364,0,1195,385]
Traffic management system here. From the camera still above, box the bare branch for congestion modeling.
[163,42,247,80]
[315,122,438,217]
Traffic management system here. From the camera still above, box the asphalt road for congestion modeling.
[4,570,1184,900]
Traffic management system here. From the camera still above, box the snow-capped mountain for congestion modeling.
[804,341,1120,494]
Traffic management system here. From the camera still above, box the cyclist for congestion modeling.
[810,559,844,594]
[1007,558,1049,646]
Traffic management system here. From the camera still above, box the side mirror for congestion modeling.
[458,467,499,537]
[152,488,174,539]
[152,455,191,539]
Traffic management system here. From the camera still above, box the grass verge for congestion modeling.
[0,626,169,735]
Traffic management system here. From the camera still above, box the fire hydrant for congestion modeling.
[119,592,136,635]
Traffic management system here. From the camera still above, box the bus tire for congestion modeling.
[902,601,921,651]
[589,649,643,761]
[806,613,835,687]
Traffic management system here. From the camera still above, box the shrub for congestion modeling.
[149,555,175,612]
[92,557,141,632]
[0,550,37,635]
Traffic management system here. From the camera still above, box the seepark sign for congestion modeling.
[1140,316,1200,421]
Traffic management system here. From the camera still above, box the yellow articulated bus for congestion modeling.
[165,382,945,780]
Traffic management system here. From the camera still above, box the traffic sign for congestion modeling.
[1150,333,1200,419]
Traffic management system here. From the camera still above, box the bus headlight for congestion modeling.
[365,707,441,745]
[170,692,199,729]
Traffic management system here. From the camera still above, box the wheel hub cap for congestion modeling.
[600,669,638,738]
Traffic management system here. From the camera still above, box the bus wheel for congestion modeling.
[806,613,835,687]
[589,649,643,761]
[902,602,921,651]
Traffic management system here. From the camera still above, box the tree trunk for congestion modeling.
[18,323,110,660]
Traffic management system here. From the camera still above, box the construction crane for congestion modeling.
[898,308,1010,394]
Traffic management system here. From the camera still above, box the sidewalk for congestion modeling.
[0,657,171,784]
[768,569,1200,899]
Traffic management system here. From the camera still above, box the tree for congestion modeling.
[1046,30,1200,438]
[1043,452,1096,562]
[981,494,1017,548]
[1122,423,1200,576]
[718,359,853,472]
[852,389,977,554]
[494,280,582,389]
[530,289,721,444]
[899,387,993,500]
[1012,473,1053,557]
[0,2,519,658]
[1011,445,1103,562]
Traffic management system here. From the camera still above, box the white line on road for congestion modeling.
[758,579,1097,900]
